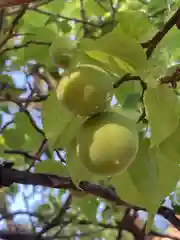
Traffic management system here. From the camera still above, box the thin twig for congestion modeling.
[0,6,27,50]
[37,193,72,238]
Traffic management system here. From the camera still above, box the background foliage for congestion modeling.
[0,0,180,239]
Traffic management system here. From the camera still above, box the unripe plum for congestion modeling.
[56,64,113,117]
[77,111,139,176]
[49,36,77,69]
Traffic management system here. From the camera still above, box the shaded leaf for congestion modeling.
[66,140,98,186]
[122,93,141,109]
[159,121,180,163]
[3,128,25,149]
[155,149,179,198]
[14,112,43,152]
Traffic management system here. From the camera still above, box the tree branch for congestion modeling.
[146,8,180,58]
[0,166,180,237]
[0,5,27,49]
[0,94,49,103]
[0,230,51,240]
[0,0,37,8]
[37,193,72,238]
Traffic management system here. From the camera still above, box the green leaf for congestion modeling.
[155,149,179,199]
[122,93,141,109]
[3,128,25,149]
[85,50,135,75]
[23,26,56,42]
[58,20,72,33]
[158,27,180,62]
[42,92,83,149]
[115,81,141,105]
[138,49,170,85]
[144,85,179,147]
[73,195,98,221]
[83,0,106,15]
[111,136,179,230]
[14,112,43,152]
[37,203,54,218]
[74,48,128,78]
[49,194,61,210]
[22,11,49,27]
[159,121,180,163]
[35,160,69,177]
[66,140,98,185]
[111,134,159,212]
[43,0,65,13]
[80,25,147,72]
[148,0,168,12]
[23,44,51,65]
[115,11,157,42]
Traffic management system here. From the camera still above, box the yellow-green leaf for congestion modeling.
[35,160,69,177]
[144,85,179,147]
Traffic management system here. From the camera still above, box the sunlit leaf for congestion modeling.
[144,85,179,147]
[111,134,159,212]
[116,11,157,42]
[42,92,84,149]
[79,25,147,73]
[22,11,48,27]
[159,121,180,163]
[35,160,69,177]
[42,0,65,13]
[73,195,98,221]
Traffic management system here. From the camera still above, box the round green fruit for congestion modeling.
[56,64,113,117]
[49,36,77,69]
[77,111,139,176]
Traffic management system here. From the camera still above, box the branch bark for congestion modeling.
[146,8,180,58]
[0,165,180,231]
[0,0,38,8]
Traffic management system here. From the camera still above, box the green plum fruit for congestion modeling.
[77,111,139,176]
[49,36,77,69]
[56,64,113,117]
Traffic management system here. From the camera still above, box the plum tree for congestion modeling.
[77,111,139,176]
[49,36,77,69]
[56,64,113,117]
